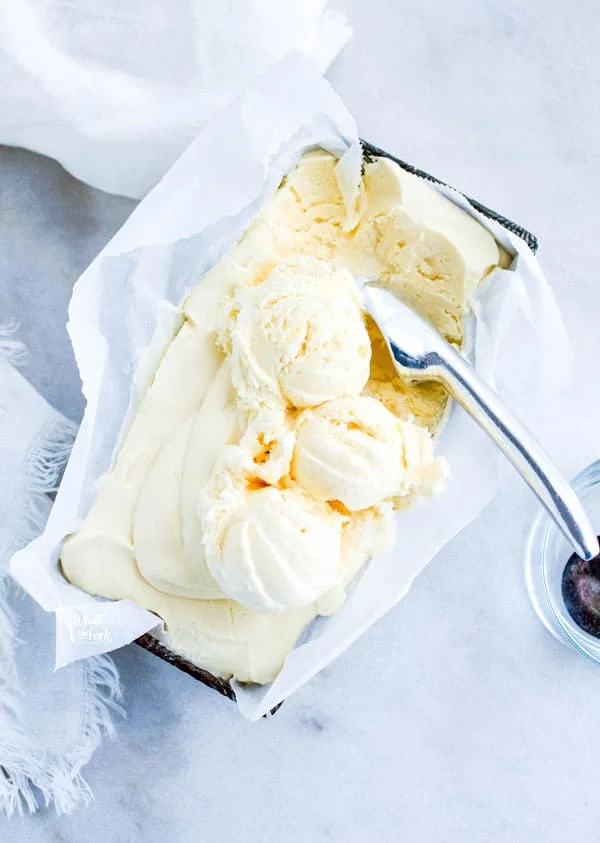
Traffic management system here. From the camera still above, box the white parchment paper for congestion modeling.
[10,54,570,720]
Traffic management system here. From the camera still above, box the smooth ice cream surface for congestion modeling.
[61,149,505,684]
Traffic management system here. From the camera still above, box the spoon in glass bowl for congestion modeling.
[362,283,599,562]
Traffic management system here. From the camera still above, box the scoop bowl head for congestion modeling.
[361,283,447,377]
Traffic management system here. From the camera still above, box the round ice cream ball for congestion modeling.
[205,486,343,613]
[224,256,371,410]
[292,396,447,511]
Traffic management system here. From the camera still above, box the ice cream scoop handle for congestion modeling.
[428,346,599,561]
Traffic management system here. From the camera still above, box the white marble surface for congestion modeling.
[3,0,600,840]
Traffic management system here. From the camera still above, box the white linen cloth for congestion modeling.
[0,334,122,815]
[0,0,349,813]
[0,0,351,198]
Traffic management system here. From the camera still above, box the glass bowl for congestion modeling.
[525,459,600,662]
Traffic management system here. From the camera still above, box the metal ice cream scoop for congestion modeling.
[362,283,599,562]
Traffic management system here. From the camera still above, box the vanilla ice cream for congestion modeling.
[220,256,371,411]
[61,148,505,685]
[199,407,345,613]
[292,396,448,511]
[204,484,344,613]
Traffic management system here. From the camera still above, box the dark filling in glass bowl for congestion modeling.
[562,539,600,637]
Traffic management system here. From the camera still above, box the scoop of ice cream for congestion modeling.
[292,396,448,511]
[203,484,343,613]
[219,256,371,410]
